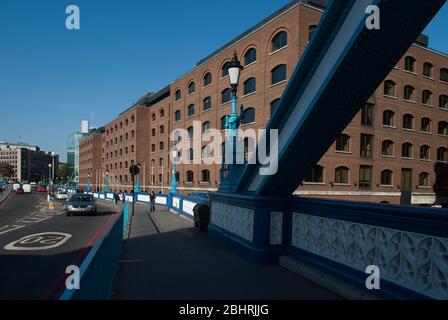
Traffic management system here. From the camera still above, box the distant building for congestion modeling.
[78,127,105,191]
[67,121,96,176]
[0,141,58,182]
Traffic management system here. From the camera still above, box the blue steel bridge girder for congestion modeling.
[233,0,446,196]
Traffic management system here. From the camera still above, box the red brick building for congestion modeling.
[79,0,448,205]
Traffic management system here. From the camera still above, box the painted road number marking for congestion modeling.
[4,232,72,251]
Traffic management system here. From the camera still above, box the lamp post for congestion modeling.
[75,172,79,191]
[220,51,244,192]
[67,175,70,190]
[136,164,141,193]
[48,164,52,192]
[87,173,91,193]
[170,149,178,195]
[105,171,109,193]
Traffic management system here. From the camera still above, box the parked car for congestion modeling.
[16,188,25,195]
[37,186,47,193]
[66,194,97,216]
[56,191,69,200]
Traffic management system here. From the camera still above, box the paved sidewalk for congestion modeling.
[111,204,340,300]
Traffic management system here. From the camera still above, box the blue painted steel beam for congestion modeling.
[235,0,446,196]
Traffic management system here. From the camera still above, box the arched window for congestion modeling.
[437,147,448,162]
[439,95,448,109]
[159,142,164,150]
[308,25,317,42]
[203,97,212,111]
[220,116,227,130]
[336,134,350,152]
[403,114,414,130]
[221,88,232,103]
[151,144,155,152]
[222,61,230,77]
[419,172,430,187]
[272,31,288,52]
[244,48,257,65]
[187,104,195,117]
[188,81,196,94]
[175,89,182,101]
[243,77,256,95]
[158,174,162,183]
[186,171,194,183]
[441,68,448,82]
[420,145,431,160]
[423,62,434,78]
[405,56,416,72]
[304,165,324,183]
[241,108,256,125]
[402,143,413,158]
[422,90,433,105]
[421,117,431,133]
[272,64,287,84]
[160,109,165,118]
[438,121,448,135]
[174,110,181,122]
[381,170,393,186]
[202,121,211,132]
[271,99,281,115]
[152,113,156,121]
[151,159,156,167]
[384,80,396,97]
[203,72,212,87]
[187,126,194,138]
[151,128,156,137]
[159,158,163,167]
[381,140,394,157]
[335,167,349,184]
[403,85,415,101]
[201,169,211,182]
[383,110,395,127]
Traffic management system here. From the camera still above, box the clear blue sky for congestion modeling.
[0,0,447,162]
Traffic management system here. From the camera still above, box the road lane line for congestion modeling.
[0,225,26,235]
[43,211,118,300]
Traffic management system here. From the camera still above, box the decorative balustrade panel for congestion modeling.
[211,202,254,242]
[292,212,448,300]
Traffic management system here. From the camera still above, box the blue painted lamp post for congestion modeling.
[75,172,79,190]
[136,164,141,193]
[170,149,178,195]
[105,171,109,193]
[87,173,91,193]
[67,176,71,190]
[220,52,245,193]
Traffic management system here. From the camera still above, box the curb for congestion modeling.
[0,187,12,205]
[279,255,381,300]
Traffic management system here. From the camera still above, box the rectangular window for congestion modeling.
[360,134,374,158]
[361,104,374,127]
[359,166,373,189]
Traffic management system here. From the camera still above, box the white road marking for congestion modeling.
[0,225,26,235]
[4,232,72,251]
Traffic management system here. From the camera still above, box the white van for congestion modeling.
[22,184,32,194]
[13,183,21,191]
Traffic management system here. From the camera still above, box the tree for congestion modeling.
[0,163,15,179]
[58,164,73,181]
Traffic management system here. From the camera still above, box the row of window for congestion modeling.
[381,110,448,134]
[305,165,440,189]
[106,116,136,135]
[403,56,448,82]
[106,159,136,173]
[106,145,135,159]
[106,131,135,147]
[336,133,448,161]
[174,107,257,125]
[174,30,289,101]
[384,80,448,108]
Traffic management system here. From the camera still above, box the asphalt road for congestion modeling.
[0,192,119,300]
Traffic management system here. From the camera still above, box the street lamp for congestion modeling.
[48,164,52,191]
[220,52,245,193]
[170,149,178,195]
[105,171,109,193]
[136,163,141,193]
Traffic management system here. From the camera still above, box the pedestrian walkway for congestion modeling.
[111,204,340,300]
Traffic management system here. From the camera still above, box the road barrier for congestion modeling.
[59,202,129,300]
